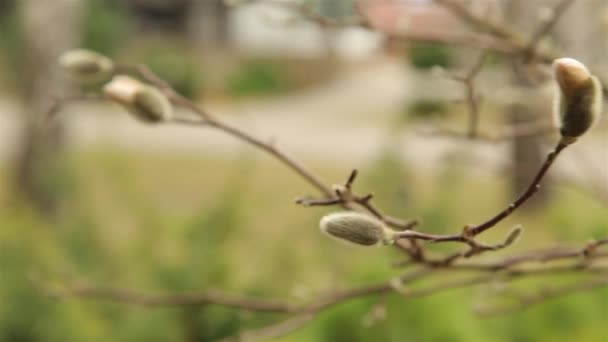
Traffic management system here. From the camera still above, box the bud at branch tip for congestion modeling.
[552,57,602,145]
[319,211,396,247]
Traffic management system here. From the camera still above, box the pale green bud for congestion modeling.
[59,49,114,83]
[319,212,396,246]
[552,58,602,145]
[103,75,173,123]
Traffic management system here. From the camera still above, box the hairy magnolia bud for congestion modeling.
[319,212,396,246]
[552,58,602,145]
[103,75,173,123]
[59,49,114,83]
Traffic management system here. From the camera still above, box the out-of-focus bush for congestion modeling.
[81,0,130,56]
[0,149,607,341]
[0,0,24,90]
[406,98,449,120]
[129,44,203,99]
[227,59,293,97]
[408,43,453,70]
[227,58,335,98]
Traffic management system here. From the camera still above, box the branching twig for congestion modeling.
[393,141,568,244]
[45,2,607,335]
[435,0,525,41]
[44,240,608,341]
[525,0,576,61]
[296,169,419,230]
[476,276,608,316]
[445,52,487,138]
[219,314,315,342]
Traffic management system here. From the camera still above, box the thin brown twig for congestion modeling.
[45,284,292,312]
[395,238,608,271]
[47,7,606,334]
[296,169,419,230]
[42,237,608,342]
[256,0,518,53]
[256,259,608,340]
[435,0,525,41]
[525,0,576,60]
[445,52,487,138]
[121,64,334,198]
[45,93,106,125]
[219,313,316,342]
[476,275,608,316]
[129,61,571,257]
[49,65,421,257]
[466,141,567,237]
[260,0,607,99]
[417,120,555,143]
[395,141,568,244]
[63,56,579,254]
[434,0,608,96]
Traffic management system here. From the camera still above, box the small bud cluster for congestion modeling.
[103,75,173,123]
[59,49,173,123]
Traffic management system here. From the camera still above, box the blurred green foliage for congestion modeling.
[409,43,453,70]
[136,45,203,99]
[0,0,605,339]
[81,0,130,57]
[0,146,606,341]
[225,58,335,98]
[406,98,449,120]
[227,60,293,97]
[0,0,25,90]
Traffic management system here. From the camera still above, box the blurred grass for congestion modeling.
[0,147,606,341]
[226,58,335,98]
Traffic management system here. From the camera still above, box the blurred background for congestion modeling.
[0,0,606,341]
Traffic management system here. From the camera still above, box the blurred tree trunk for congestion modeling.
[189,0,230,49]
[14,0,82,215]
[502,0,550,206]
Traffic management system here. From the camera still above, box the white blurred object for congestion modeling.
[229,2,382,59]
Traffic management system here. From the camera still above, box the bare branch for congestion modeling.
[45,93,106,125]
[435,0,525,41]
[417,120,554,143]
[394,141,568,244]
[445,52,487,138]
[525,0,576,60]
[38,281,291,313]
[466,141,567,237]
[296,169,420,230]
[476,276,608,316]
[219,313,315,342]
[40,236,608,340]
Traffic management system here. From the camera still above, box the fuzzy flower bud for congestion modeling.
[103,75,173,123]
[59,49,114,83]
[552,58,602,145]
[319,212,396,246]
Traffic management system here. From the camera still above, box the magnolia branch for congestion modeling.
[525,0,576,59]
[418,120,554,143]
[296,140,567,250]
[43,239,608,341]
[476,276,608,316]
[47,2,607,338]
[296,169,419,230]
[443,52,487,138]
